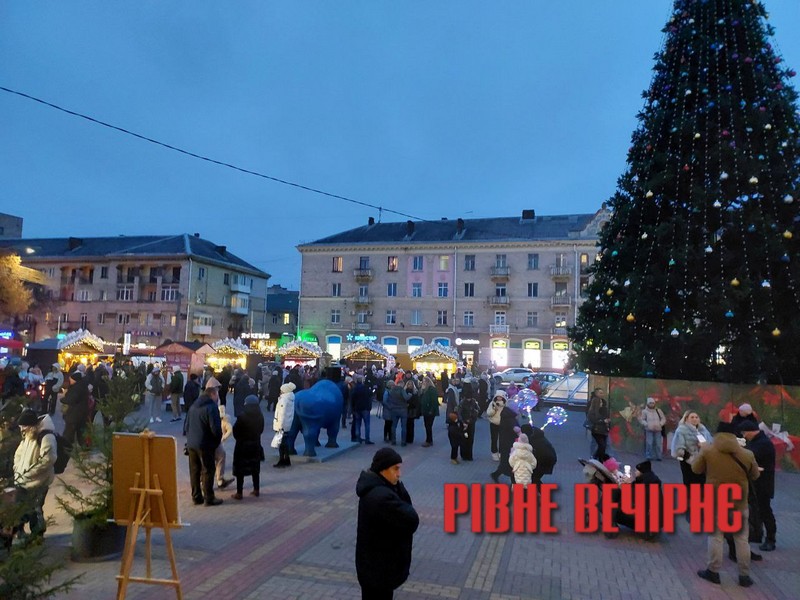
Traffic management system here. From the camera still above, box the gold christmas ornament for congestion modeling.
[772,328,781,337]
[626,313,635,323]
[731,277,740,287]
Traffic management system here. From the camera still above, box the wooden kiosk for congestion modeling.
[207,337,249,371]
[341,340,394,371]
[113,431,182,599]
[277,339,323,367]
[410,342,459,375]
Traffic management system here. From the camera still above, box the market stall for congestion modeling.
[208,337,250,371]
[25,329,109,372]
[155,341,215,376]
[410,342,459,376]
[341,341,395,371]
[277,340,323,367]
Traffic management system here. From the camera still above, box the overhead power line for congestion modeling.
[0,85,428,222]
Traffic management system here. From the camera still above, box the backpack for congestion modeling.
[36,429,70,475]
[150,374,163,395]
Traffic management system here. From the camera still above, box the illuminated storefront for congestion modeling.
[552,340,570,370]
[341,340,394,370]
[278,340,323,367]
[411,342,458,376]
[208,337,250,370]
[490,338,508,369]
[240,332,278,357]
[522,340,542,369]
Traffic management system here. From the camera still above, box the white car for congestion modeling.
[497,368,535,383]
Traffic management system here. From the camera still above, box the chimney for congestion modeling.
[521,209,536,221]
[368,216,375,226]
[193,233,200,237]
[457,218,464,234]
[406,220,415,236]
[215,245,226,255]
[68,237,82,250]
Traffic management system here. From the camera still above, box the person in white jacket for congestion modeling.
[508,432,537,487]
[214,404,234,489]
[273,382,295,468]
[485,390,507,461]
[13,410,57,538]
[638,397,666,461]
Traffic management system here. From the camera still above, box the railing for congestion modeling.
[552,327,568,335]
[488,295,510,306]
[489,324,509,335]
[550,294,573,307]
[549,265,573,277]
[353,268,373,279]
[490,266,510,277]
[354,322,371,331]
[355,296,371,305]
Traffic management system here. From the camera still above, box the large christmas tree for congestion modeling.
[571,0,800,385]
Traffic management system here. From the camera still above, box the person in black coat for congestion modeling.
[182,373,201,413]
[351,377,373,444]
[731,403,759,433]
[232,371,253,418]
[490,405,519,483]
[740,421,777,551]
[231,395,265,499]
[267,370,281,412]
[184,378,224,506]
[356,448,419,599]
[521,424,557,483]
[60,371,90,450]
[615,460,662,539]
[217,366,232,407]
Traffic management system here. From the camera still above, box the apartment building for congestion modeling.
[297,208,609,370]
[0,234,269,347]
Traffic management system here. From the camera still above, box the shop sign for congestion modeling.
[524,341,542,350]
[491,339,508,349]
[553,341,570,351]
[241,332,271,340]
[128,330,162,337]
[455,337,480,345]
[0,331,13,340]
[346,333,378,342]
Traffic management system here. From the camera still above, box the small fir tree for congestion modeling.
[571,0,800,384]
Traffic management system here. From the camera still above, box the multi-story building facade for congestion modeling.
[0,234,269,348]
[239,285,299,356]
[298,208,609,370]
[0,212,23,239]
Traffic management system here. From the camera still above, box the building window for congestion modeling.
[60,312,69,325]
[439,255,450,271]
[555,282,568,297]
[331,309,341,324]
[436,310,447,326]
[386,310,397,325]
[412,282,422,298]
[494,311,506,325]
[332,257,343,272]
[148,291,157,302]
[495,283,507,297]
[116,285,134,301]
[412,256,423,271]
[438,282,448,298]
[283,313,290,325]
[80,313,88,329]
[555,253,567,268]
[387,282,397,297]
[138,313,147,326]
[100,266,109,279]
[224,273,230,285]
[580,253,590,271]
[272,315,279,324]
[359,256,370,269]
[359,284,369,297]
[161,285,179,302]
[387,256,398,272]
[357,311,369,324]
[555,312,568,328]
[463,311,474,327]
[117,313,130,325]
[527,282,539,298]
[495,254,507,268]
[528,253,539,270]
[332,283,341,297]
[77,289,92,302]
[411,309,422,326]
[464,254,475,271]
[170,315,177,327]
[198,267,206,280]
[99,290,107,301]
[97,313,105,325]
[464,282,474,297]
[527,311,539,327]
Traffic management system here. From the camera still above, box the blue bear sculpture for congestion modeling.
[284,379,343,457]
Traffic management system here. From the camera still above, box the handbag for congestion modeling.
[270,430,284,449]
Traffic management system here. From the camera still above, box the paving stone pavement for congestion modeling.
[39,400,799,599]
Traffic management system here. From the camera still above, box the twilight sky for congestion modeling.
[2,2,799,289]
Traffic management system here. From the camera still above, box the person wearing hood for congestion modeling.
[13,410,57,538]
[273,382,295,468]
[61,371,90,450]
[521,424,558,484]
[267,370,282,412]
[694,422,760,588]
[490,399,520,484]
[214,404,234,490]
[231,395,265,499]
[356,448,419,599]
[508,432,537,487]
[485,390,507,461]
[43,363,64,416]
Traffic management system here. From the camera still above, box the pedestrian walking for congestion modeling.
[231,395,265,499]
[456,391,480,461]
[183,373,201,413]
[486,390,506,461]
[168,365,184,422]
[13,410,57,539]
[351,376,374,444]
[419,376,439,447]
[184,377,224,506]
[60,371,90,450]
[587,388,610,459]
[490,401,519,483]
[43,363,63,416]
[356,448,419,599]
[145,367,165,424]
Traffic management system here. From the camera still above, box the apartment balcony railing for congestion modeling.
[354,322,371,331]
[490,266,510,279]
[353,268,373,281]
[552,326,568,335]
[487,295,510,306]
[549,265,573,277]
[355,296,371,306]
[489,324,510,336]
[550,294,573,307]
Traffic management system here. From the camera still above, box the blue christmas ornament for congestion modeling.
[664,306,671,313]
[725,310,734,318]
[781,254,790,263]
[611,250,619,257]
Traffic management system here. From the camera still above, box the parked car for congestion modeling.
[497,368,535,383]
[541,372,589,406]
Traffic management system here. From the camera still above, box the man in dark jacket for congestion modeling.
[356,448,419,599]
[490,405,519,484]
[182,373,201,413]
[351,376,373,444]
[184,377,224,506]
[267,370,282,412]
[740,421,777,552]
[168,365,185,422]
[521,424,557,484]
[61,371,90,450]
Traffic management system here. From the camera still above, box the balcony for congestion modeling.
[354,322,371,332]
[552,326,568,336]
[354,296,372,306]
[488,295,510,306]
[354,268,373,281]
[490,266,510,280]
[551,294,573,307]
[489,324,510,336]
[549,265,573,278]
[230,279,251,293]
[192,324,212,335]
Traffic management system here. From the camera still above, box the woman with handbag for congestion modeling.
[587,390,611,459]
[231,395,265,499]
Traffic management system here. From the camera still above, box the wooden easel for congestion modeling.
[115,431,182,599]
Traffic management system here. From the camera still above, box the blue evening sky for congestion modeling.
[2,2,799,289]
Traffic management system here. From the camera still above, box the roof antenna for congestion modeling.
[378,207,383,223]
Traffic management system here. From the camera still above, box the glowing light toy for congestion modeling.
[541,406,568,429]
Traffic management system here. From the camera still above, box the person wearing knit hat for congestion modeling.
[731,403,759,433]
[356,448,419,598]
[693,420,760,587]
[13,408,58,539]
[273,382,296,468]
[739,420,777,553]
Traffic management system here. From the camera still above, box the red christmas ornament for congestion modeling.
[683,164,690,171]
[722,130,730,137]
